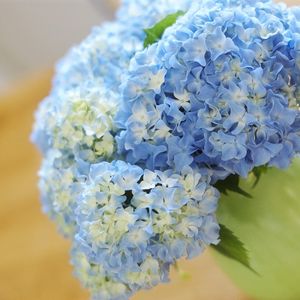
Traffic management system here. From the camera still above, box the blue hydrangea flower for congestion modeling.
[32,0,193,156]
[31,0,195,237]
[31,0,300,299]
[32,85,119,160]
[54,0,194,93]
[71,246,132,300]
[37,150,90,236]
[117,0,300,179]
[73,160,219,299]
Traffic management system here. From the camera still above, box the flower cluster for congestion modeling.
[71,246,132,300]
[117,0,300,179]
[32,0,194,237]
[35,87,118,161]
[31,0,300,299]
[74,160,219,299]
[32,0,193,156]
[55,0,193,93]
[34,85,119,237]
[38,151,78,236]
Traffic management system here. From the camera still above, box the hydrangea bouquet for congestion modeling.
[32,0,300,299]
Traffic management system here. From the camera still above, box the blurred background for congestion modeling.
[0,1,297,300]
[0,0,117,90]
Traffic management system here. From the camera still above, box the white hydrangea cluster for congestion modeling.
[40,87,118,161]
[72,161,219,299]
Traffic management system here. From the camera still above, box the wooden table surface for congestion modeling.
[0,71,251,300]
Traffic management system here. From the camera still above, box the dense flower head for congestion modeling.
[54,0,193,93]
[38,150,86,236]
[32,0,194,159]
[73,160,219,298]
[71,247,132,300]
[32,0,197,236]
[33,84,119,160]
[31,0,300,299]
[117,0,300,178]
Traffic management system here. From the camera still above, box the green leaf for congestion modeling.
[143,11,185,48]
[215,174,252,198]
[251,165,268,188]
[212,224,257,274]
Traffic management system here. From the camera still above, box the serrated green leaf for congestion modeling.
[215,174,252,198]
[143,11,185,48]
[251,165,268,188]
[212,224,257,274]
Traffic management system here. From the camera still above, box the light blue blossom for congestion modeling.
[117,0,300,179]
[206,27,239,60]
[32,0,193,157]
[31,0,195,235]
[38,150,84,237]
[71,246,132,300]
[74,161,220,298]
[31,0,300,299]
